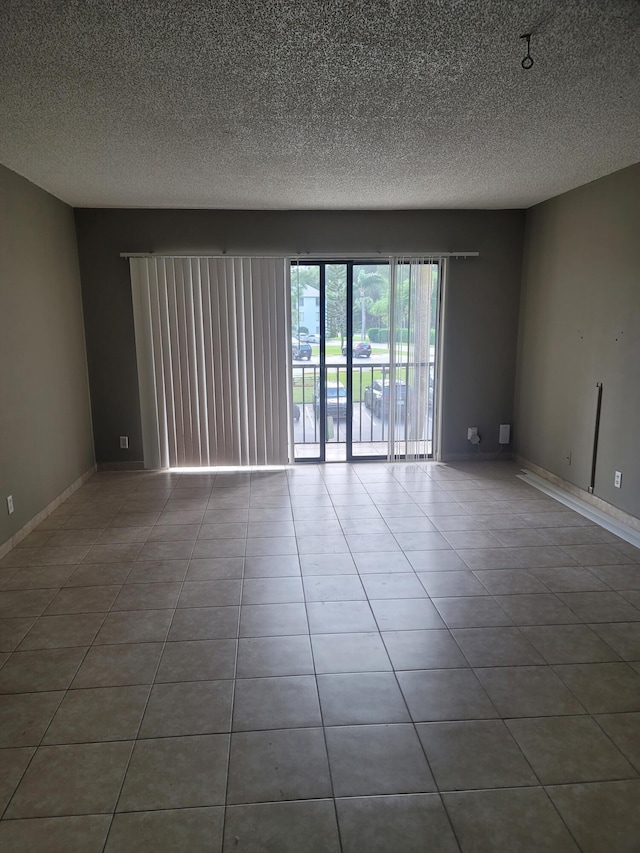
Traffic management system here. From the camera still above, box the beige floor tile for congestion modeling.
[0,815,111,853]
[72,642,163,688]
[553,662,640,713]
[556,591,640,622]
[507,715,636,784]
[561,544,632,566]
[106,807,223,853]
[6,740,132,817]
[223,800,340,853]
[245,537,297,557]
[417,719,537,790]
[473,569,549,594]
[0,617,36,652]
[236,635,313,677]
[186,556,245,580]
[326,723,436,796]
[0,747,36,810]
[3,565,77,590]
[232,675,321,730]
[452,627,545,667]
[192,539,246,559]
[112,581,181,611]
[317,672,411,725]
[82,543,143,564]
[18,613,102,650]
[239,602,309,637]
[125,559,189,583]
[226,727,331,804]
[520,624,621,664]
[44,585,121,614]
[311,631,392,673]
[493,593,581,625]
[475,665,586,717]
[63,562,133,587]
[433,596,513,628]
[381,629,468,670]
[302,574,366,601]
[0,691,64,747]
[94,609,173,644]
[336,793,459,853]
[397,668,498,722]
[168,606,240,640]
[118,734,229,811]
[370,598,446,630]
[530,566,608,592]
[43,685,149,744]
[591,622,640,659]
[588,564,640,589]
[0,647,87,694]
[443,787,580,852]
[457,548,522,570]
[418,570,489,597]
[156,639,237,682]
[241,576,304,604]
[547,780,640,853]
[0,589,57,618]
[139,680,233,737]
[306,600,378,634]
[594,712,640,771]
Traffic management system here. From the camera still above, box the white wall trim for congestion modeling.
[0,465,97,560]
[516,456,640,547]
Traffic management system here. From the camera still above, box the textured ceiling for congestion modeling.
[1,0,639,209]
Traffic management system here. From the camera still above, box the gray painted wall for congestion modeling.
[0,165,95,549]
[74,208,524,465]
[515,163,640,518]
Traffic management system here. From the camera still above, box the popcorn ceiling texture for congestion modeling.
[1,0,639,209]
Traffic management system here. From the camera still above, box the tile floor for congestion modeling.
[0,460,639,852]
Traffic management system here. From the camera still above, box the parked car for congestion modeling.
[292,340,312,360]
[314,381,347,419]
[342,341,371,358]
[305,333,320,343]
[364,379,407,418]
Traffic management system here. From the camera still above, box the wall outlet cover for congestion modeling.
[614,471,622,488]
[7,495,14,514]
[499,424,511,444]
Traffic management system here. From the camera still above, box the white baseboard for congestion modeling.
[516,458,640,549]
[0,465,97,560]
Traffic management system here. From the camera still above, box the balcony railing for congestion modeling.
[292,362,434,457]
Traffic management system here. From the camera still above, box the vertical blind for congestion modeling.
[130,256,292,468]
[388,256,442,461]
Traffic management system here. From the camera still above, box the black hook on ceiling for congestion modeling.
[520,33,534,69]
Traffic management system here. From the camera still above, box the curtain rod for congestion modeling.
[121,252,479,259]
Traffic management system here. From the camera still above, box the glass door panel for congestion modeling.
[291,259,438,462]
[291,264,321,460]
[350,263,391,459]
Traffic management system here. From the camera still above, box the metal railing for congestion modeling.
[292,362,434,452]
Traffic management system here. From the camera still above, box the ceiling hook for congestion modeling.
[520,33,534,69]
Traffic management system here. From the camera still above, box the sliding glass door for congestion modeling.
[291,258,440,462]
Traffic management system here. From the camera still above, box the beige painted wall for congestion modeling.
[0,165,95,549]
[515,163,640,518]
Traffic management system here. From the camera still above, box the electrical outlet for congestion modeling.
[7,495,14,515]
[499,424,511,444]
[614,471,622,488]
[467,427,478,441]
[119,436,129,450]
